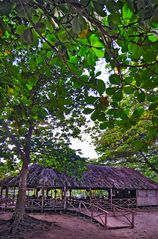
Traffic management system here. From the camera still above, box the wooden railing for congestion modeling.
[112,204,135,228]
[0,197,134,228]
[26,198,65,211]
[90,199,135,228]
[112,198,136,208]
[90,198,136,208]
[0,198,16,208]
[67,199,108,228]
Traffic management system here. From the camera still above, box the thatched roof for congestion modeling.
[0,164,158,190]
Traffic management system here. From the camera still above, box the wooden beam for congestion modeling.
[63,186,67,210]
[41,188,44,212]
[110,188,113,209]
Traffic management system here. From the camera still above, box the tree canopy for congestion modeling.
[0,1,158,138]
[94,116,158,180]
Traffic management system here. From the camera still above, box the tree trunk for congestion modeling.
[11,158,29,230]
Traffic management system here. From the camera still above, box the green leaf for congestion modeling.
[131,107,144,119]
[78,47,89,57]
[87,49,97,65]
[46,33,57,46]
[97,79,106,95]
[91,110,98,121]
[149,102,158,111]
[68,56,78,64]
[112,89,123,101]
[148,34,158,42]
[123,86,134,94]
[72,15,87,34]
[108,12,121,25]
[147,95,158,102]
[99,122,109,129]
[132,140,146,151]
[15,4,32,19]
[137,92,145,103]
[26,83,33,91]
[83,108,94,115]
[124,77,134,85]
[85,96,98,104]
[34,22,46,34]
[16,24,27,35]
[0,1,12,16]
[151,21,158,29]
[90,34,104,48]
[58,30,68,42]
[92,48,104,58]
[109,74,121,85]
[93,1,106,17]
[22,29,33,44]
[106,87,117,96]
[128,43,142,59]
[152,116,158,125]
[122,3,133,20]
[97,111,106,121]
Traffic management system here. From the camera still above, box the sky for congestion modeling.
[70,137,98,160]
[70,59,109,160]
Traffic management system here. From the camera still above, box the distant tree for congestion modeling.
[95,118,158,180]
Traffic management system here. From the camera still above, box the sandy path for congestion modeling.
[1,209,158,239]
[27,210,158,239]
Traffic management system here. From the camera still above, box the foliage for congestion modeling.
[31,125,87,177]
[95,116,158,180]
[0,1,157,139]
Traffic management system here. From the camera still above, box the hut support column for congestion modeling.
[54,190,57,199]
[0,187,3,198]
[63,186,67,210]
[13,187,16,199]
[69,189,72,199]
[110,188,113,210]
[5,187,8,208]
[41,188,44,212]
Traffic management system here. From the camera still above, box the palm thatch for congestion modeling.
[0,164,158,190]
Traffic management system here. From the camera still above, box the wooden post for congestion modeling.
[5,187,8,208]
[41,188,44,212]
[63,186,67,210]
[91,204,93,221]
[54,189,57,199]
[13,187,16,199]
[90,189,92,203]
[36,188,39,198]
[0,187,3,198]
[131,211,135,228]
[69,189,72,199]
[46,189,49,198]
[104,212,107,229]
[110,188,113,210]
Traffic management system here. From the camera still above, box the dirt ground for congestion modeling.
[0,209,158,239]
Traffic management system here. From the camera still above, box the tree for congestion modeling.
[94,118,158,180]
[0,44,91,230]
[0,0,158,232]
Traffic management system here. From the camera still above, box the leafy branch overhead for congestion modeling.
[0,0,158,149]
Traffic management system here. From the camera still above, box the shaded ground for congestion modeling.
[0,209,158,239]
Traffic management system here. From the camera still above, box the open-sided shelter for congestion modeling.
[0,164,158,208]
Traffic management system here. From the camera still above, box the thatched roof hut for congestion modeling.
[1,164,158,190]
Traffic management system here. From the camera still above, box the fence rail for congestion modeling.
[67,199,108,228]
[0,197,135,229]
